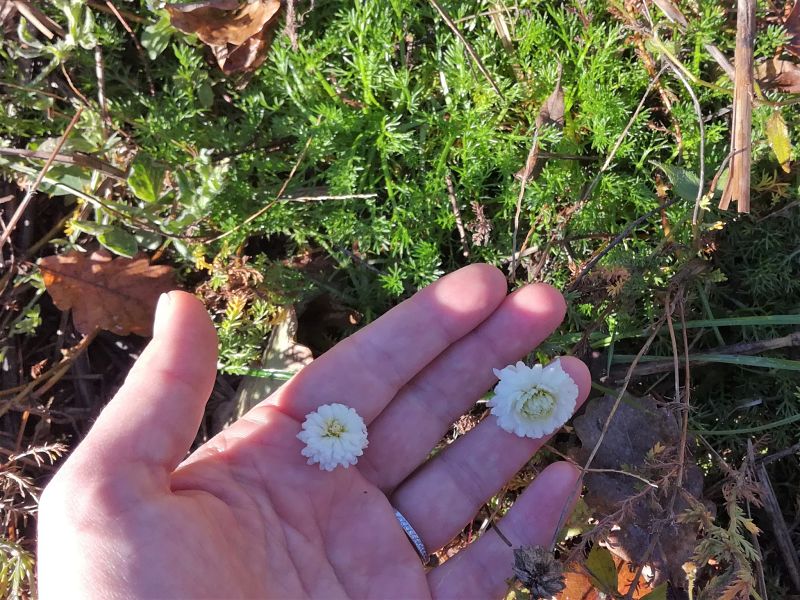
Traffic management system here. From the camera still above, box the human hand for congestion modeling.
[38,264,590,599]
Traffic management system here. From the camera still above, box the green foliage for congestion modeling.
[0,538,36,600]
[2,0,800,595]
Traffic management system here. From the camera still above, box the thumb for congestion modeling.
[75,291,218,474]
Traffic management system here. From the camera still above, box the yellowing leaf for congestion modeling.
[742,517,761,535]
[766,110,792,173]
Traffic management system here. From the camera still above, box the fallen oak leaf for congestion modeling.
[166,0,281,75]
[166,0,277,46]
[211,27,276,75]
[39,249,177,337]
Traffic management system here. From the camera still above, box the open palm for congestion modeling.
[39,264,590,599]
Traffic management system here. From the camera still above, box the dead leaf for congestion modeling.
[766,109,793,173]
[651,0,688,28]
[515,70,565,181]
[535,74,565,129]
[0,0,17,30]
[39,249,177,336]
[785,0,800,58]
[559,554,657,600]
[573,394,705,587]
[559,570,599,600]
[756,58,800,93]
[211,27,276,75]
[166,0,281,75]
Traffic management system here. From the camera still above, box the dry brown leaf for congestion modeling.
[785,0,800,58]
[651,0,688,28]
[515,72,565,181]
[166,0,281,75]
[211,27,276,75]
[756,57,800,93]
[573,394,705,587]
[558,555,657,600]
[39,249,177,337]
[558,570,600,600]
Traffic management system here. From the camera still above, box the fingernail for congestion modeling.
[153,292,172,337]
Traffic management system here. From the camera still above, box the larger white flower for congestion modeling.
[488,360,578,438]
[297,403,368,471]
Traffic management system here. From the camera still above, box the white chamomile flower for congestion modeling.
[297,403,368,471]
[488,360,578,439]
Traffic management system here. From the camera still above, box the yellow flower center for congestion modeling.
[322,419,347,438]
[519,386,557,419]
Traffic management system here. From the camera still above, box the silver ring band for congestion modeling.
[394,509,429,564]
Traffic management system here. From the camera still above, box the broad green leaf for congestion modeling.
[127,155,164,203]
[135,230,164,250]
[641,582,668,600]
[98,227,139,258]
[71,220,114,236]
[585,546,617,593]
[141,12,173,60]
[766,110,792,173]
[653,162,701,202]
[198,81,214,108]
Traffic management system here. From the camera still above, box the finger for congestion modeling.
[390,357,590,551]
[74,291,218,474]
[427,462,581,599]
[361,283,568,490]
[266,264,507,423]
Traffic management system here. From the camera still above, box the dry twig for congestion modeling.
[509,128,539,281]
[209,124,320,243]
[719,0,755,213]
[444,173,469,257]
[427,0,505,99]
[0,108,83,251]
[13,0,64,38]
[104,0,156,96]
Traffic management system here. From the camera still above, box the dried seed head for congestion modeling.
[512,545,566,599]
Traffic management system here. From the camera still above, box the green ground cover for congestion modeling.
[1,0,800,597]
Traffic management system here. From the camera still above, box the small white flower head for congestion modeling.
[488,359,578,439]
[297,403,368,471]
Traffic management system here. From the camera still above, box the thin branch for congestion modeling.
[550,312,669,549]
[280,193,377,203]
[94,45,110,138]
[0,108,83,251]
[207,130,318,243]
[13,0,64,38]
[0,331,97,418]
[0,148,126,180]
[573,67,667,215]
[662,61,705,227]
[427,0,505,99]
[445,173,469,257]
[568,194,683,291]
[509,129,539,281]
[105,0,156,96]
